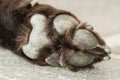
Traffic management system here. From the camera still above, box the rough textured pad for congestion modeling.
[45,53,60,67]
[67,51,94,67]
[72,29,98,49]
[23,14,50,59]
[54,14,79,34]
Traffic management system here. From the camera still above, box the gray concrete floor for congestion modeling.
[0,47,120,80]
[0,0,120,80]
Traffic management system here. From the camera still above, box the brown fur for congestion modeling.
[0,0,108,71]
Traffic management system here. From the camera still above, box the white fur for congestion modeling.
[30,0,38,7]
[54,14,79,34]
[86,24,94,30]
[22,14,50,59]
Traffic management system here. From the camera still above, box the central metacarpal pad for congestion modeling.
[54,14,79,34]
[22,14,50,59]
